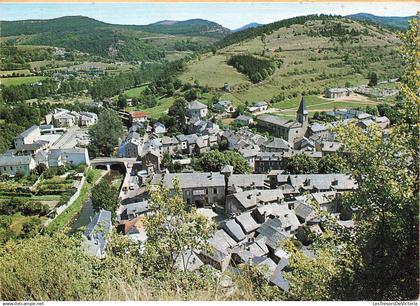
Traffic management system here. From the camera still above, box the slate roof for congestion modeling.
[256,257,277,280]
[223,219,246,242]
[256,218,288,250]
[310,123,329,133]
[294,202,315,221]
[188,100,207,110]
[82,209,112,257]
[161,136,177,146]
[311,191,336,205]
[221,165,234,174]
[233,189,284,210]
[257,114,301,129]
[228,174,270,189]
[162,172,225,189]
[0,155,33,167]
[256,203,300,232]
[214,100,232,108]
[321,141,343,152]
[124,200,149,218]
[264,137,290,150]
[278,174,357,191]
[255,152,283,161]
[235,212,259,233]
[17,125,39,139]
[210,229,237,252]
[270,265,290,291]
[255,101,268,107]
[235,115,252,122]
[174,250,204,272]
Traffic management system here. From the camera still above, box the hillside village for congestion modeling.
[0,8,418,302]
[0,93,392,290]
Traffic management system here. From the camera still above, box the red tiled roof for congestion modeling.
[130,111,148,118]
[123,215,145,235]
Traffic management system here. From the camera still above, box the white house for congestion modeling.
[0,155,36,176]
[48,148,90,167]
[188,100,208,119]
[14,126,41,150]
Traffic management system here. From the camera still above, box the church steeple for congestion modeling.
[296,96,308,124]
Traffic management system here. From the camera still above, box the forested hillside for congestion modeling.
[227,54,278,83]
[0,16,229,61]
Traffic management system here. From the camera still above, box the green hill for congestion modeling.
[0,16,229,61]
[179,15,403,114]
[135,18,231,39]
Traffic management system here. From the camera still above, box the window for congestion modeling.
[213,188,218,194]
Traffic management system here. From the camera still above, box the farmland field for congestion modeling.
[0,76,47,86]
[179,19,402,115]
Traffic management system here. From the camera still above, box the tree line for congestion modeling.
[227,54,278,83]
[1,58,188,103]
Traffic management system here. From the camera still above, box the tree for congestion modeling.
[20,218,42,238]
[286,154,318,174]
[318,154,348,174]
[367,72,378,87]
[89,109,124,157]
[334,17,419,300]
[161,151,174,173]
[91,180,119,214]
[0,233,100,300]
[34,163,47,176]
[167,97,188,134]
[117,95,127,109]
[142,179,216,273]
[184,88,199,101]
[194,150,251,174]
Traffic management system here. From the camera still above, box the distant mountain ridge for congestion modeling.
[233,22,264,32]
[0,16,231,38]
[137,18,231,38]
[346,13,414,30]
[0,16,230,61]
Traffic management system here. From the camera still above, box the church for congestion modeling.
[256,97,309,146]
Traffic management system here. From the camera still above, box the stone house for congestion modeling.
[161,172,226,207]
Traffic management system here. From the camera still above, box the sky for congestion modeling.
[0,2,418,29]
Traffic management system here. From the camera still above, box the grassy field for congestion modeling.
[0,76,47,86]
[0,69,33,77]
[178,18,402,115]
[46,168,103,233]
[9,213,47,235]
[123,85,148,98]
[126,95,175,119]
[179,54,248,88]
